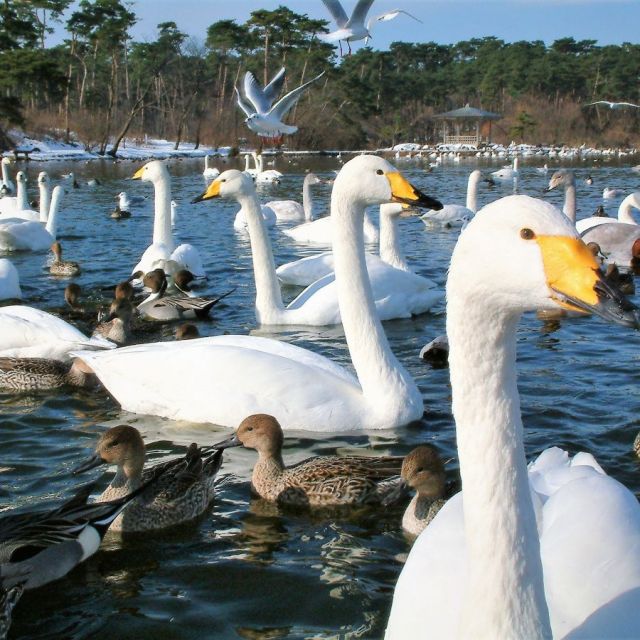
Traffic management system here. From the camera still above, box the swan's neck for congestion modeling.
[302,176,314,221]
[205,156,210,170]
[45,191,61,238]
[244,155,251,172]
[1,163,9,188]
[563,182,576,223]
[618,195,638,224]
[39,182,50,223]
[152,175,174,251]
[466,174,480,213]
[331,192,417,409]
[446,287,551,638]
[379,213,410,272]
[238,193,284,322]
[16,180,28,211]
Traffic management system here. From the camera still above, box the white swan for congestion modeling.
[242,154,258,179]
[0,259,21,300]
[0,305,116,361]
[254,153,283,183]
[198,168,441,324]
[76,156,439,431]
[603,187,624,200]
[277,203,434,286]
[0,171,50,222]
[386,195,640,639]
[491,156,519,181]
[546,169,577,223]
[577,191,640,233]
[581,222,640,268]
[131,161,206,278]
[0,157,15,194]
[0,185,63,252]
[264,173,323,222]
[233,201,277,231]
[420,169,488,226]
[202,155,220,180]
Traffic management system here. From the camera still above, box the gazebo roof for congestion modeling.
[433,104,501,120]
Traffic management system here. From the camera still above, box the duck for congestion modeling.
[175,323,200,340]
[213,414,404,508]
[421,170,492,227]
[92,299,133,345]
[62,172,80,189]
[581,222,640,268]
[576,191,640,233]
[74,156,439,431]
[399,445,447,536]
[276,203,437,287]
[202,155,220,180]
[0,157,15,195]
[49,241,80,277]
[111,192,131,219]
[262,172,324,222]
[603,187,624,199]
[0,356,98,391]
[0,305,116,360]
[585,175,594,185]
[385,195,640,640]
[491,156,519,181]
[130,161,206,278]
[0,185,63,252]
[0,259,21,300]
[73,425,223,532]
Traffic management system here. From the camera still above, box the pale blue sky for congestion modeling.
[52,1,638,50]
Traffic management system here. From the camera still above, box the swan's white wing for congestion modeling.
[348,0,375,27]
[268,72,325,121]
[0,259,21,300]
[581,222,640,266]
[234,86,255,117]
[575,216,612,234]
[170,243,206,278]
[284,216,333,244]
[264,199,304,222]
[321,0,349,27]
[276,251,335,286]
[263,67,286,105]
[75,335,363,432]
[421,204,472,225]
[132,242,172,275]
[0,219,53,251]
[244,71,272,113]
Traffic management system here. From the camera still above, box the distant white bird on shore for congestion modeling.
[319,0,421,55]
[585,100,640,110]
[236,70,325,138]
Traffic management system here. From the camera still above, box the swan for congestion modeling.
[546,169,577,223]
[202,155,220,180]
[75,155,441,431]
[276,203,435,287]
[253,153,283,184]
[0,171,29,217]
[491,156,519,181]
[196,169,441,324]
[233,201,277,230]
[603,187,624,199]
[421,169,489,226]
[0,157,15,194]
[386,195,640,639]
[0,259,21,300]
[242,154,259,179]
[581,222,640,268]
[131,161,206,278]
[0,305,116,360]
[0,185,63,252]
[263,172,324,222]
[577,191,640,233]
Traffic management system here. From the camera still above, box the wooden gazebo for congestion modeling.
[433,104,502,146]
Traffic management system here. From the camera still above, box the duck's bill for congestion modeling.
[192,179,221,203]
[210,434,241,450]
[386,172,442,210]
[131,167,144,180]
[540,235,640,328]
[72,453,105,475]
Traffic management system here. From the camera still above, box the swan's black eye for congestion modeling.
[520,228,536,240]
[376,169,384,175]
[220,179,226,183]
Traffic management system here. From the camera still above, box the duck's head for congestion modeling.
[333,155,442,210]
[64,282,81,308]
[51,240,62,259]
[173,269,194,292]
[73,424,145,478]
[115,280,134,301]
[142,268,166,294]
[212,414,284,456]
[107,298,134,324]
[175,323,200,340]
[546,169,574,192]
[131,160,168,183]
[401,445,446,499]
[450,195,640,327]
[192,169,254,203]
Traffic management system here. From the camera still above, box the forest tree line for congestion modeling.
[1,0,639,152]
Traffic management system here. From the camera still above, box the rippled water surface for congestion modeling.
[2,153,640,639]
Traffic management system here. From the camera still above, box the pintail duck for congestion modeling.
[0,356,97,391]
[74,425,223,532]
[213,414,405,508]
[92,299,133,346]
[138,270,232,321]
[49,241,80,277]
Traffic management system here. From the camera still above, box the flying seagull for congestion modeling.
[585,100,640,110]
[318,0,422,55]
[235,70,325,139]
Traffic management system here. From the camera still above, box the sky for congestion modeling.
[51,0,639,50]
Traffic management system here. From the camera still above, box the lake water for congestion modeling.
[1,153,639,639]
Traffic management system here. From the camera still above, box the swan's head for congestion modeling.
[449,195,640,327]
[16,171,26,185]
[192,169,255,203]
[401,445,446,499]
[37,172,49,185]
[304,172,324,186]
[546,169,575,191]
[131,160,169,183]
[334,155,442,210]
[211,414,284,457]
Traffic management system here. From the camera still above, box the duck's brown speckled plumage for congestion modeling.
[49,242,80,277]
[0,357,97,391]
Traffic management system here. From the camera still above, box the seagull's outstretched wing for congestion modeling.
[235,86,255,118]
[367,8,422,30]
[349,0,376,27]
[243,71,271,113]
[321,0,350,27]
[585,101,612,107]
[615,102,640,108]
[269,71,326,121]
[263,67,286,105]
